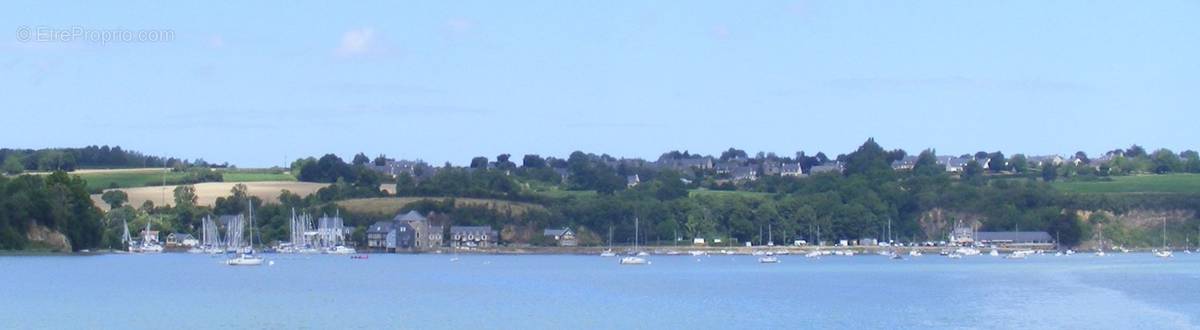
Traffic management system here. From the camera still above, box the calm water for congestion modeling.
[1,252,1198,329]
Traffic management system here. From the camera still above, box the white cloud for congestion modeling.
[335,28,376,56]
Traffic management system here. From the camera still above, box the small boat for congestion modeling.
[947,253,963,259]
[600,250,616,257]
[1155,217,1172,259]
[805,251,821,258]
[758,256,780,263]
[350,255,369,260]
[1154,250,1173,258]
[889,254,903,260]
[327,245,357,254]
[621,217,650,266]
[908,250,922,257]
[989,249,1000,257]
[620,256,648,265]
[225,201,264,266]
[689,250,706,256]
[226,253,264,266]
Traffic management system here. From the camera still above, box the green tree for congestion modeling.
[843,138,893,179]
[101,190,129,209]
[912,149,943,177]
[1151,148,1181,174]
[173,185,198,208]
[1041,162,1058,182]
[1010,154,1029,174]
[352,153,371,166]
[3,156,25,174]
[987,152,1006,173]
[470,157,489,169]
[963,160,985,184]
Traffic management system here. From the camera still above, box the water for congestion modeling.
[1,252,1198,329]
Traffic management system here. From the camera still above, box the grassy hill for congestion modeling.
[1053,174,1200,194]
[337,197,547,217]
[90,181,327,211]
[57,168,295,191]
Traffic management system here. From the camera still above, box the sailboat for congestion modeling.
[1154,217,1172,258]
[226,201,265,266]
[600,226,616,257]
[759,223,780,263]
[121,217,134,253]
[1095,224,1107,257]
[140,220,163,253]
[620,217,648,265]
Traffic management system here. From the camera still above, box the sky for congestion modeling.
[2,1,1198,167]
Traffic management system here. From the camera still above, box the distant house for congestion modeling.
[780,163,804,177]
[626,174,640,188]
[366,221,396,252]
[657,157,715,171]
[542,227,578,247]
[450,226,498,248]
[859,238,878,246]
[1027,155,1065,168]
[809,163,842,175]
[936,156,972,173]
[974,232,1054,246]
[393,210,443,250]
[693,238,705,246]
[730,166,757,181]
[165,233,197,247]
[891,155,920,170]
[949,224,975,245]
[761,161,782,176]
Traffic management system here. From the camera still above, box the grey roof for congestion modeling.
[393,210,427,222]
[975,231,1054,243]
[367,221,395,234]
[168,233,194,239]
[543,228,571,236]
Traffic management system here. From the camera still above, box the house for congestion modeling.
[366,221,396,251]
[974,232,1055,246]
[780,163,804,177]
[937,157,972,173]
[859,238,878,246]
[450,226,498,248]
[891,155,920,170]
[809,163,842,175]
[393,210,443,250]
[542,227,578,246]
[948,223,975,245]
[731,166,758,181]
[692,238,705,245]
[1027,155,1065,168]
[626,174,640,187]
[761,161,782,176]
[165,233,198,247]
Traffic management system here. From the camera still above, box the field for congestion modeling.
[1053,174,1200,194]
[337,197,546,216]
[688,188,772,198]
[90,181,328,211]
[38,168,296,191]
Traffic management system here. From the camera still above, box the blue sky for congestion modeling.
[2,1,1197,167]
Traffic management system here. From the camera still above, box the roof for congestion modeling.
[393,210,427,222]
[367,221,395,234]
[168,232,193,239]
[543,228,572,236]
[975,231,1054,243]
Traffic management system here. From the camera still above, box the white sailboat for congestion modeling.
[1095,224,1107,257]
[226,201,264,266]
[139,220,163,253]
[600,226,616,257]
[620,217,648,265]
[1154,217,1172,258]
[759,223,780,263]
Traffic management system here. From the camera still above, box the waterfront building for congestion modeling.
[450,226,498,248]
[542,227,578,247]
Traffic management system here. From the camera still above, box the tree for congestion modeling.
[886,149,907,164]
[173,185,198,208]
[912,149,943,177]
[719,148,748,162]
[522,154,546,168]
[3,156,24,174]
[1041,162,1058,182]
[101,190,129,209]
[1010,154,1029,174]
[470,157,489,169]
[352,153,370,166]
[495,154,516,170]
[963,160,985,184]
[1151,148,1181,174]
[1047,212,1083,247]
[1073,151,1090,164]
[1125,145,1147,159]
[373,154,388,166]
[987,152,1006,173]
[843,138,892,179]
